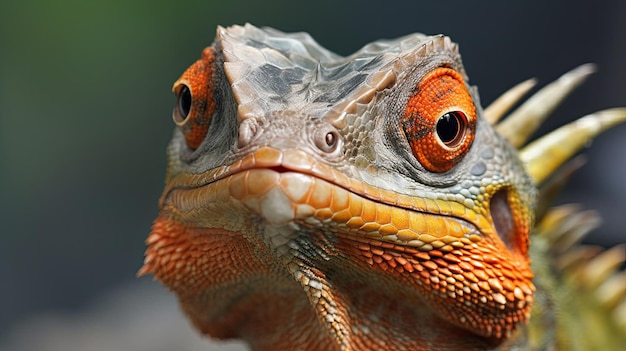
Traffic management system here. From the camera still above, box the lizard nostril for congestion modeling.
[314,128,342,154]
[238,118,261,148]
[325,131,337,149]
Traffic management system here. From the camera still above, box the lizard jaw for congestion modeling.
[145,146,535,345]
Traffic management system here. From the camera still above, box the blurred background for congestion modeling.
[1,1,624,350]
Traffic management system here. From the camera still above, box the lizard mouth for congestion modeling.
[159,146,535,339]
[161,146,506,250]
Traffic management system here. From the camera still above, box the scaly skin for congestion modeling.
[140,24,624,350]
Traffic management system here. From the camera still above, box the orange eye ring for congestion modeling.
[172,47,216,150]
[401,67,476,173]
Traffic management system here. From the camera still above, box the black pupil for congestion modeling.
[325,132,336,147]
[178,85,192,118]
[436,112,463,145]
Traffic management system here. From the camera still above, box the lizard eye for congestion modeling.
[172,47,216,150]
[401,67,476,173]
[176,85,192,121]
[436,111,466,148]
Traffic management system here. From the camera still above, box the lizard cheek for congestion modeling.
[401,67,476,173]
[172,47,217,150]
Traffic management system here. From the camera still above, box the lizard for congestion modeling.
[139,24,626,350]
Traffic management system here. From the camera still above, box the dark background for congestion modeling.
[1,1,624,349]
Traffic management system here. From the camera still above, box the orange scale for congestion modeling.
[447,264,462,274]
[477,281,491,291]
[394,256,408,266]
[505,292,516,302]
[329,190,350,213]
[439,268,454,279]
[239,153,256,171]
[356,243,370,251]
[331,209,353,223]
[389,207,409,229]
[403,263,415,272]
[501,279,517,292]
[473,270,490,281]
[422,260,438,271]
[414,251,431,261]
[347,195,363,217]
[314,208,334,220]
[431,240,446,249]
[346,217,365,228]
[308,180,333,208]
[359,222,380,232]
[360,250,373,258]
[360,202,377,223]
[246,170,280,196]
[442,253,461,263]
[370,247,384,256]
[380,242,397,249]
[382,253,394,261]
[254,147,283,166]
[378,224,398,235]
[374,204,392,224]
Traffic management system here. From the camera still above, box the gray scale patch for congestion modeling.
[459,188,472,199]
[479,147,494,159]
[470,161,487,176]
[314,73,368,103]
[281,67,307,84]
[469,186,480,196]
[253,64,293,95]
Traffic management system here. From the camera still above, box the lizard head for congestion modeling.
[140,24,624,350]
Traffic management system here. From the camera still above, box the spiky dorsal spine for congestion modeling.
[486,66,626,350]
[529,207,625,350]
[485,65,626,351]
